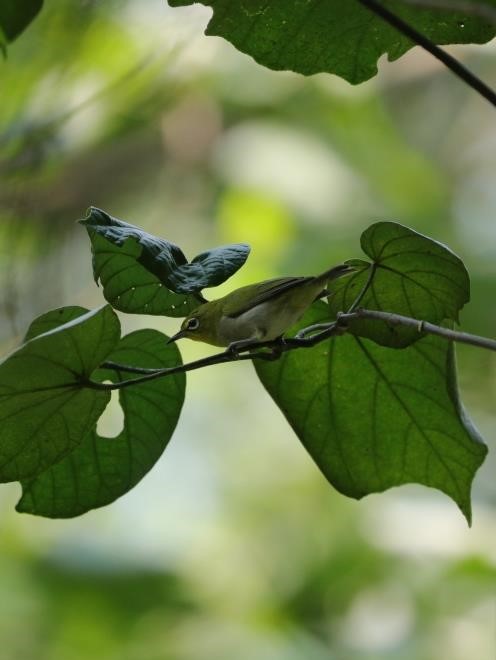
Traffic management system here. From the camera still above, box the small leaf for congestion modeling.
[0,306,120,482]
[167,1,496,84]
[18,328,185,518]
[0,0,43,45]
[329,221,470,347]
[81,207,250,315]
[256,302,487,524]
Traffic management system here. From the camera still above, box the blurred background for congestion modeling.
[1,1,496,658]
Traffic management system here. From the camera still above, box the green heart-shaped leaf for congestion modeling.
[0,305,119,482]
[18,322,185,518]
[329,221,470,347]
[256,302,487,524]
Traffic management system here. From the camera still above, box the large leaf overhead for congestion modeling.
[80,207,250,317]
[329,222,470,348]
[167,0,496,83]
[0,306,119,482]
[256,303,487,524]
[18,320,185,518]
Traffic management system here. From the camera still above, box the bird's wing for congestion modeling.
[224,276,311,318]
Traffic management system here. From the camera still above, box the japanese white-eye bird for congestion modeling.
[168,263,354,350]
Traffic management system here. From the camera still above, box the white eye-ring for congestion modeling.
[186,317,200,331]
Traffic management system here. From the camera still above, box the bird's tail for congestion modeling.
[316,263,355,283]
[312,264,354,301]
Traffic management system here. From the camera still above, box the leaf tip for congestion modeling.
[15,482,38,515]
[451,485,475,527]
[78,205,102,226]
[15,495,30,515]
[460,500,473,527]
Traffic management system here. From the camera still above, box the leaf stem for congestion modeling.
[346,263,377,314]
[356,0,496,107]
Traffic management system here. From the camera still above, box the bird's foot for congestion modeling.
[226,337,286,361]
[267,336,286,358]
[226,339,257,359]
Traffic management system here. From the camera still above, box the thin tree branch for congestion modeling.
[356,0,496,107]
[101,361,162,375]
[339,309,496,351]
[85,306,496,391]
[88,325,348,391]
[94,349,265,390]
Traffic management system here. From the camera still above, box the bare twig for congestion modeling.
[339,309,496,351]
[356,0,496,107]
[90,332,333,391]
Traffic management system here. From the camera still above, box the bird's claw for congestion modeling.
[226,340,254,358]
[226,344,241,359]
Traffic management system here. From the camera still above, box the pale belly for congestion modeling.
[217,300,309,345]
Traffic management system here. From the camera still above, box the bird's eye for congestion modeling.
[186,318,200,331]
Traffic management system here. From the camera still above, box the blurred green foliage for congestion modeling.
[1,1,496,658]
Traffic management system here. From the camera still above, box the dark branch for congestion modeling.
[85,305,496,391]
[339,309,496,351]
[88,325,346,391]
[356,0,496,107]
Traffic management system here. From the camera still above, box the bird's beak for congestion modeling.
[167,330,186,345]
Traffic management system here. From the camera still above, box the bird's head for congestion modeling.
[167,302,221,346]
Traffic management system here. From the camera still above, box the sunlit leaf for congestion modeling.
[167,0,496,83]
[329,222,470,347]
[18,322,185,518]
[0,306,119,482]
[256,302,487,524]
